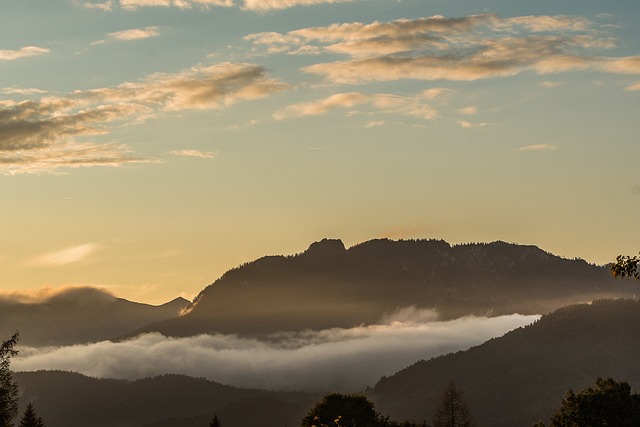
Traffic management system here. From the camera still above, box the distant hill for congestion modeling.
[368,299,640,426]
[14,371,315,427]
[0,287,190,346]
[127,238,639,337]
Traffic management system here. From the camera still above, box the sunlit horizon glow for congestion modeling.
[1,0,639,304]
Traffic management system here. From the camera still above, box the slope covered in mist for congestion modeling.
[130,238,637,337]
[369,299,640,427]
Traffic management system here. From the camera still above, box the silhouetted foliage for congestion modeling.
[612,253,640,280]
[209,413,221,427]
[19,403,44,427]
[549,377,640,426]
[0,333,19,427]
[432,381,472,427]
[301,393,389,427]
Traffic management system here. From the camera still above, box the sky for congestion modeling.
[1,0,639,304]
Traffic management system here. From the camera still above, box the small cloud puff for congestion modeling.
[458,106,477,115]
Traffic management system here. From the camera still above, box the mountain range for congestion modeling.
[7,238,640,426]
[126,238,638,338]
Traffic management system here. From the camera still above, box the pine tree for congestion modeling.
[19,403,44,427]
[0,333,19,427]
[209,413,221,427]
[432,381,472,427]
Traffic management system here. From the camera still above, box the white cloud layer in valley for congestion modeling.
[13,309,539,392]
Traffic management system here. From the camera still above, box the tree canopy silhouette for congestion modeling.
[549,377,640,427]
[301,393,388,427]
[209,413,221,427]
[0,333,19,427]
[19,403,44,427]
[611,253,640,280]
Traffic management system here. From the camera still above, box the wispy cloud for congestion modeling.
[119,0,233,10]
[0,62,288,175]
[79,0,348,11]
[0,87,47,95]
[458,120,489,128]
[0,46,49,61]
[77,0,114,10]
[274,91,440,121]
[246,14,640,85]
[28,244,100,267]
[170,149,217,158]
[458,106,477,115]
[626,81,640,91]
[13,309,538,392]
[518,144,558,151]
[108,26,161,41]
[240,0,351,12]
[539,81,564,88]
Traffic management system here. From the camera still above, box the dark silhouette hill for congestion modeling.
[126,238,639,337]
[368,299,640,427]
[14,371,315,427]
[0,287,189,346]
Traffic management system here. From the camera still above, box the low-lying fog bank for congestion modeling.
[13,308,539,392]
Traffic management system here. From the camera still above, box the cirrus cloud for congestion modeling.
[0,62,288,175]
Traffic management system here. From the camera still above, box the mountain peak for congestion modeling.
[305,238,346,257]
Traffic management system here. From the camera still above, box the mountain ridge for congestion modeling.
[0,288,190,346]
[126,238,637,338]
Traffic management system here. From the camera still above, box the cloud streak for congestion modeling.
[13,309,538,392]
[108,26,161,41]
[80,0,351,11]
[170,149,217,158]
[0,46,49,61]
[246,14,640,84]
[274,91,443,121]
[27,244,100,267]
[0,62,288,174]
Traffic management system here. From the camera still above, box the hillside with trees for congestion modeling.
[14,371,316,427]
[0,288,189,346]
[126,238,638,338]
[369,299,640,427]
